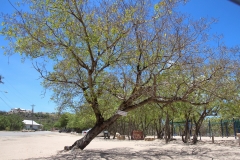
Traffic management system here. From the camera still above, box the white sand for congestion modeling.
[0,131,240,160]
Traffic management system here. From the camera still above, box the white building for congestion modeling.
[9,108,32,114]
[22,120,41,130]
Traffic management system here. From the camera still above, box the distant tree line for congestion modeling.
[0,113,24,131]
[34,112,59,131]
[0,111,59,131]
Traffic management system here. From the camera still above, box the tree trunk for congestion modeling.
[155,117,163,139]
[64,114,120,150]
[127,118,132,140]
[192,125,200,144]
[108,120,118,139]
[192,116,205,144]
[182,118,189,143]
[191,108,208,144]
[157,130,164,139]
[164,113,170,143]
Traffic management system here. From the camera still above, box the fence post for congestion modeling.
[173,124,176,137]
[208,120,211,138]
[221,119,223,138]
[233,118,236,139]
[179,125,180,136]
[238,119,240,134]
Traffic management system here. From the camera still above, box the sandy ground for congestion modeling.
[1,131,240,160]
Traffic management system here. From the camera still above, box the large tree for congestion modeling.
[1,0,239,150]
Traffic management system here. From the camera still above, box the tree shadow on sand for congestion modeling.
[26,148,173,160]
[24,139,240,160]
[26,146,219,160]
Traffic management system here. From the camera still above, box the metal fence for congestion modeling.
[173,118,240,139]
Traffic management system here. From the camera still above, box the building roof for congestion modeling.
[22,120,41,126]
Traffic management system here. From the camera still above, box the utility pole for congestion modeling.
[31,104,35,130]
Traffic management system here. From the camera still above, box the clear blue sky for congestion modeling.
[0,1,57,113]
[0,0,240,113]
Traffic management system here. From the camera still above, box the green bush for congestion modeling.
[0,114,24,131]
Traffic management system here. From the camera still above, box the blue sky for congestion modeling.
[0,0,240,113]
[0,1,57,113]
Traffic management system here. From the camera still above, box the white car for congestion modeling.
[82,128,91,136]
[82,129,109,138]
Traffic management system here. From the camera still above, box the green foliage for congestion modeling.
[218,100,240,119]
[0,115,8,130]
[58,113,69,128]
[51,111,95,131]
[33,113,59,130]
[0,114,24,131]
[67,112,95,130]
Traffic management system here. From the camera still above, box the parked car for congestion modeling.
[59,128,71,133]
[98,130,110,139]
[82,128,92,136]
[82,129,110,138]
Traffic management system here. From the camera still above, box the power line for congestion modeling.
[4,78,35,105]
[0,91,15,108]
[0,97,12,109]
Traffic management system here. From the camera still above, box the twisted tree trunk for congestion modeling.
[64,114,120,150]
